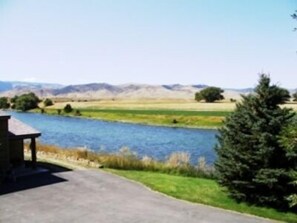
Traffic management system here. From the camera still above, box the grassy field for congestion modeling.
[39,100,235,128]
[107,169,297,223]
[80,108,229,128]
[38,107,228,128]
[37,99,297,128]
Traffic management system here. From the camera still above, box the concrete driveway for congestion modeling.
[0,168,273,223]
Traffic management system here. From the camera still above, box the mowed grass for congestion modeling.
[40,107,229,128]
[80,109,228,128]
[80,108,230,116]
[107,169,297,223]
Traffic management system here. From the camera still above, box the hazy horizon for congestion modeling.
[1,78,296,90]
[0,0,296,88]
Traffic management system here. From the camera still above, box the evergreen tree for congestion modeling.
[215,74,295,209]
[279,119,297,208]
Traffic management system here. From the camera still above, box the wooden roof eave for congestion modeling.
[9,133,41,140]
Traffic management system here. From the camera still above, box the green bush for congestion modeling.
[44,98,54,107]
[63,104,73,113]
[75,109,81,116]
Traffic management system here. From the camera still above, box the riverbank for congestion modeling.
[33,107,229,129]
[27,143,215,178]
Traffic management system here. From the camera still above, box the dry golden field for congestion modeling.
[48,99,297,111]
[49,99,235,111]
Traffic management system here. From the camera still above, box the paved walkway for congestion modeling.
[0,169,273,223]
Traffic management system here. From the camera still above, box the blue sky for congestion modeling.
[0,0,296,88]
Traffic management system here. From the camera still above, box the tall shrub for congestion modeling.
[215,74,295,209]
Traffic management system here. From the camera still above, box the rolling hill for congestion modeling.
[0,81,264,100]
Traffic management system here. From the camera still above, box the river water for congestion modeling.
[9,111,218,164]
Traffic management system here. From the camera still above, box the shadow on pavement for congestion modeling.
[0,161,71,195]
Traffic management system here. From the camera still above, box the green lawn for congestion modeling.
[79,108,230,116]
[37,108,229,128]
[107,169,297,223]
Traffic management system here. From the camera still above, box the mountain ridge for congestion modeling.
[1,80,293,100]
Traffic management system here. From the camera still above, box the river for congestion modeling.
[9,111,218,164]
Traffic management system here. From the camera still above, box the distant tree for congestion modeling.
[44,98,54,107]
[14,93,40,111]
[195,87,224,103]
[0,97,10,109]
[63,104,73,113]
[292,92,297,102]
[57,109,61,115]
[215,74,295,209]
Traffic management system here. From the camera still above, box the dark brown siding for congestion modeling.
[0,118,10,174]
[9,139,24,166]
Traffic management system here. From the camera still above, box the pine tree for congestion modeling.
[215,74,295,209]
[279,119,297,208]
